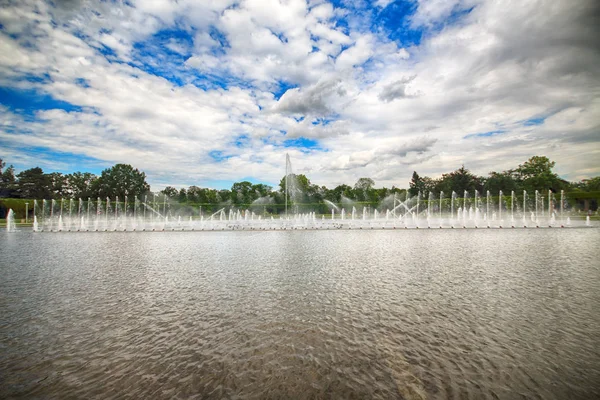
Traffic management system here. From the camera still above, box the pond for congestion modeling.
[1,229,599,399]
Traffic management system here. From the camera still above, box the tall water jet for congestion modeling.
[428,192,434,219]
[33,215,38,232]
[416,191,420,223]
[33,200,38,231]
[498,190,503,223]
[451,191,456,227]
[133,197,138,229]
[105,197,110,230]
[463,190,469,226]
[509,191,514,224]
[68,198,73,230]
[474,190,480,226]
[6,209,16,232]
[560,190,565,225]
[523,190,527,226]
[285,153,293,216]
[548,190,553,225]
[439,191,444,225]
[87,198,91,229]
[96,197,102,230]
[42,199,46,231]
[535,190,539,225]
[486,191,491,226]
[115,196,119,227]
[152,193,156,223]
[123,196,128,229]
[144,195,148,221]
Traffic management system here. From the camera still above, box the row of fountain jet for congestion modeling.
[4,189,593,232]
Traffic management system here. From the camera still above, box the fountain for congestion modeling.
[15,190,596,232]
[6,209,16,232]
[8,155,595,233]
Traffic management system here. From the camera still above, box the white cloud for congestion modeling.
[0,0,598,190]
[335,35,374,70]
[374,0,394,9]
[411,0,481,27]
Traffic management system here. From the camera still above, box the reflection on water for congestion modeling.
[1,229,599,399]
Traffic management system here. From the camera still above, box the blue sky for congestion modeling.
[0,0,598,190]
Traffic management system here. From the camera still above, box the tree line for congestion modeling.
[407,156,600,196]
[1,156,599,214]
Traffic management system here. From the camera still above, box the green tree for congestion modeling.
[324,184,353,202]
[354,177,375,201]
[409,171,427,196]
[161,186,178,198]
[217,189,231,203]
[582,177,600,191]
[47,172,68,199]
[231,181,254,205]
[434,166,482,195]
[279,173,312,200]
[16,167,52,198]
[252,183,272,198]
[93,164,150,199]
[0,158,16,197]
[178,188,187,203]
[484,171,518,193]
[514,156,565,192]
[186,186,202,203]
[354,178,375,191]
[65,172,97,199]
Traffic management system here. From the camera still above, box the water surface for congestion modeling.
[1,229,599,399]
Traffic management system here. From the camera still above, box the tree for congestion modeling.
[325,184,353,202]
[93,164,150,199]
[484,171,518,193]
[65,172,97,199]
[434,166,482,195]
[186,186,202,203]
[161,186,178,198]
[47,172,68,199]
[16,167,52,198]
[278,173,312,201]
[354,178,375,201]
[354,178,375,191]
[231,181,254,205]
[581,177,600,191]
[217,189,231,203]
[0,158,16,197]
[252,183,272,198]
[178,188,187,203]
[514,156,565,192]
[409,171,426,196]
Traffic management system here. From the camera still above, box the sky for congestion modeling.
[0,0,599,190]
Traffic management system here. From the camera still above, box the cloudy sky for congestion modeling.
[0,0,598,190]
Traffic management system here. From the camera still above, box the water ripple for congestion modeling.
[1,229,599,399]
